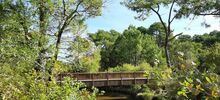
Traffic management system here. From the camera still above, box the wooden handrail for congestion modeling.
[58,71,146,81]
[57,71,150,87]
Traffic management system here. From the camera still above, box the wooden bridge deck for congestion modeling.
[58,71,148,87]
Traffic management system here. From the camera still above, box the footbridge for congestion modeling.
[58,71,149,87]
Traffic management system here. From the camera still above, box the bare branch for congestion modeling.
[170,14,176,23]
[62,0,66,17]
[150,6,168,35]
[156,4,160,12]
[169,32,183,41]
[168,0,176,24]
[198,13,220,16]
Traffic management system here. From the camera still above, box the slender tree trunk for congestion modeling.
[54,1,82,61]
[150,5,173,68]
[36,0,48,72]
[164,40,171,67]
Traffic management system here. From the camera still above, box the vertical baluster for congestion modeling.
[120,72,123,86]
[92,73,94,86]
[76,72,78,81]
[107,72,109,86]
[134,72,136,84]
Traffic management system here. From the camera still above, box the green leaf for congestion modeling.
[205,77,212,83]
[178,91,188,98]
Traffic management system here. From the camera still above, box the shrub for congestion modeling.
[107,62,152,72]
[137,63,152,71]
[0,64,98,100]
[143,65,220,100]
[107,64,136,72]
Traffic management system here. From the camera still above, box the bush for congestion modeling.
[138,63,152,71]
[69,48,101,73]
[143,65,220,100]
[0,66,98,100]
[107,63,152,72]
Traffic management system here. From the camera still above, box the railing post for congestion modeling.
[120,72,123,86]
[107,72,109,86]
[92,73,94,86]
[133,72,136,84]
[76,72,79,81]
[146,72,148,84]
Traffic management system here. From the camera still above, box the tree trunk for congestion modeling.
[36,0,47,72]
[165,26,172,68]
[164,41,171,67]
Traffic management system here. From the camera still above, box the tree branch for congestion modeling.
[197,13,220,16]
[168,0,176,24]
[62,0,66,17]
[166,0,176,37]
[170,14,176,23]
[54,0,83,61]
[169,32,183,41]
[150,7,168,35]
[156,4,160,12]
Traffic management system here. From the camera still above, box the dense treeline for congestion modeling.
[88,24,220,74]
[0,0,103,99]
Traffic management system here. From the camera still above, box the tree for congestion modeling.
[75,48,101,72]
[170,41,202,70]
[122,0,183,67]
[137,26,148,35]
[0,0,103,73]
[110,26,164,67]
[68,36,101,72]
[192,30,220,47]
[175,0,219,29]
[178,35,192,42]
[202,43,220,74]
[111,26,143,66]
[52,0,103,62]
[89,30,120,70]
[176,0,220,16]
[148,22,168,47]
[0,0,103,99]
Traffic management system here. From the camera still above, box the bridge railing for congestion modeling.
[58,71,146,81]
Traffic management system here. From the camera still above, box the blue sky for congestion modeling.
[86,0,220,36]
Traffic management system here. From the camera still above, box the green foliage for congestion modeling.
[1,0,220,100]
[176,0,220,18]
[0,32,99,99]
[0,68,98,100]
[203,43,220,74]
[107,63,152,72]
[122,0,173,20]
[176,71,220,99]
[111,26,165,67]
[193,31,220,47]
[178,35,192,42]
[70,36,93,54]
[170,41,202,69]
[89,30,120,69]
[137,26,148,35]
[137,85,155,100]
[74,48,101,72]
[0,32,42,69]
[66,36,101,72]
[148,22,167,47]
[143,65,220,100]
